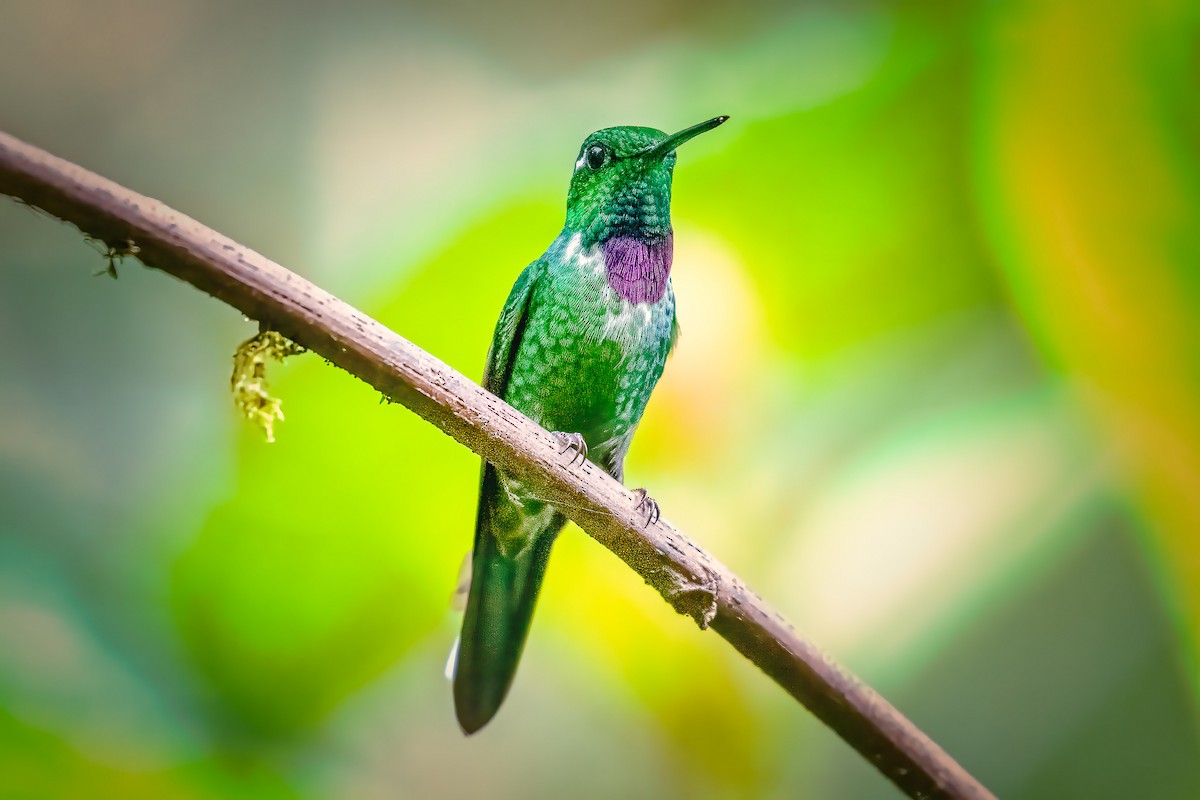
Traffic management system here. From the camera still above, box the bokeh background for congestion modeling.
[2,1,1199,797]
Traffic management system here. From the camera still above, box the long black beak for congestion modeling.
[640,115,729,160]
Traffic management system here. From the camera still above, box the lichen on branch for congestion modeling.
[86,235,140,279]
[230,329,306,442]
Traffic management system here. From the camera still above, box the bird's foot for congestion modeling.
[552,431,588,467]
[632,488,660,528]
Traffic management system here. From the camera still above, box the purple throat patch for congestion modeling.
[603,234,673,305]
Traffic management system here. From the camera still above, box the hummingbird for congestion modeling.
[453,115,729,734]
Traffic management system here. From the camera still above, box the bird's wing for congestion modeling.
[482,258,545,396]
[455,257,557,733]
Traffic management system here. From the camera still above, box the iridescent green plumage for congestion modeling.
[453,117,728,733]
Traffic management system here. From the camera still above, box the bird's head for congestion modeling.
[565,116,728,247]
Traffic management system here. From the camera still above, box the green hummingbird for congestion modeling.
[453,115,729,733]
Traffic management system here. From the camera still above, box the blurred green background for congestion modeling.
[2,0,1199,797]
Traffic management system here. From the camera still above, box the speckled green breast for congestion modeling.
[503,233,675,476]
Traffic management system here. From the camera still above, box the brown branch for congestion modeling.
[0,130,996,800]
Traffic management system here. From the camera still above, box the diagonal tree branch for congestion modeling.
[0,130,995,800]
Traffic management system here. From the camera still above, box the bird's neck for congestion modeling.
[600,232,673,305]
[557,223,675,306]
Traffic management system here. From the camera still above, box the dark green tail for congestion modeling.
[453,466,563,734]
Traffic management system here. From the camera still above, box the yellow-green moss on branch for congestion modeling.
[231,330,306,442]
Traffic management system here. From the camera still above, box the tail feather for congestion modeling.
[453,465,563,734]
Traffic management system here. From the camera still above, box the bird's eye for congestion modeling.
[586,144,607,170]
